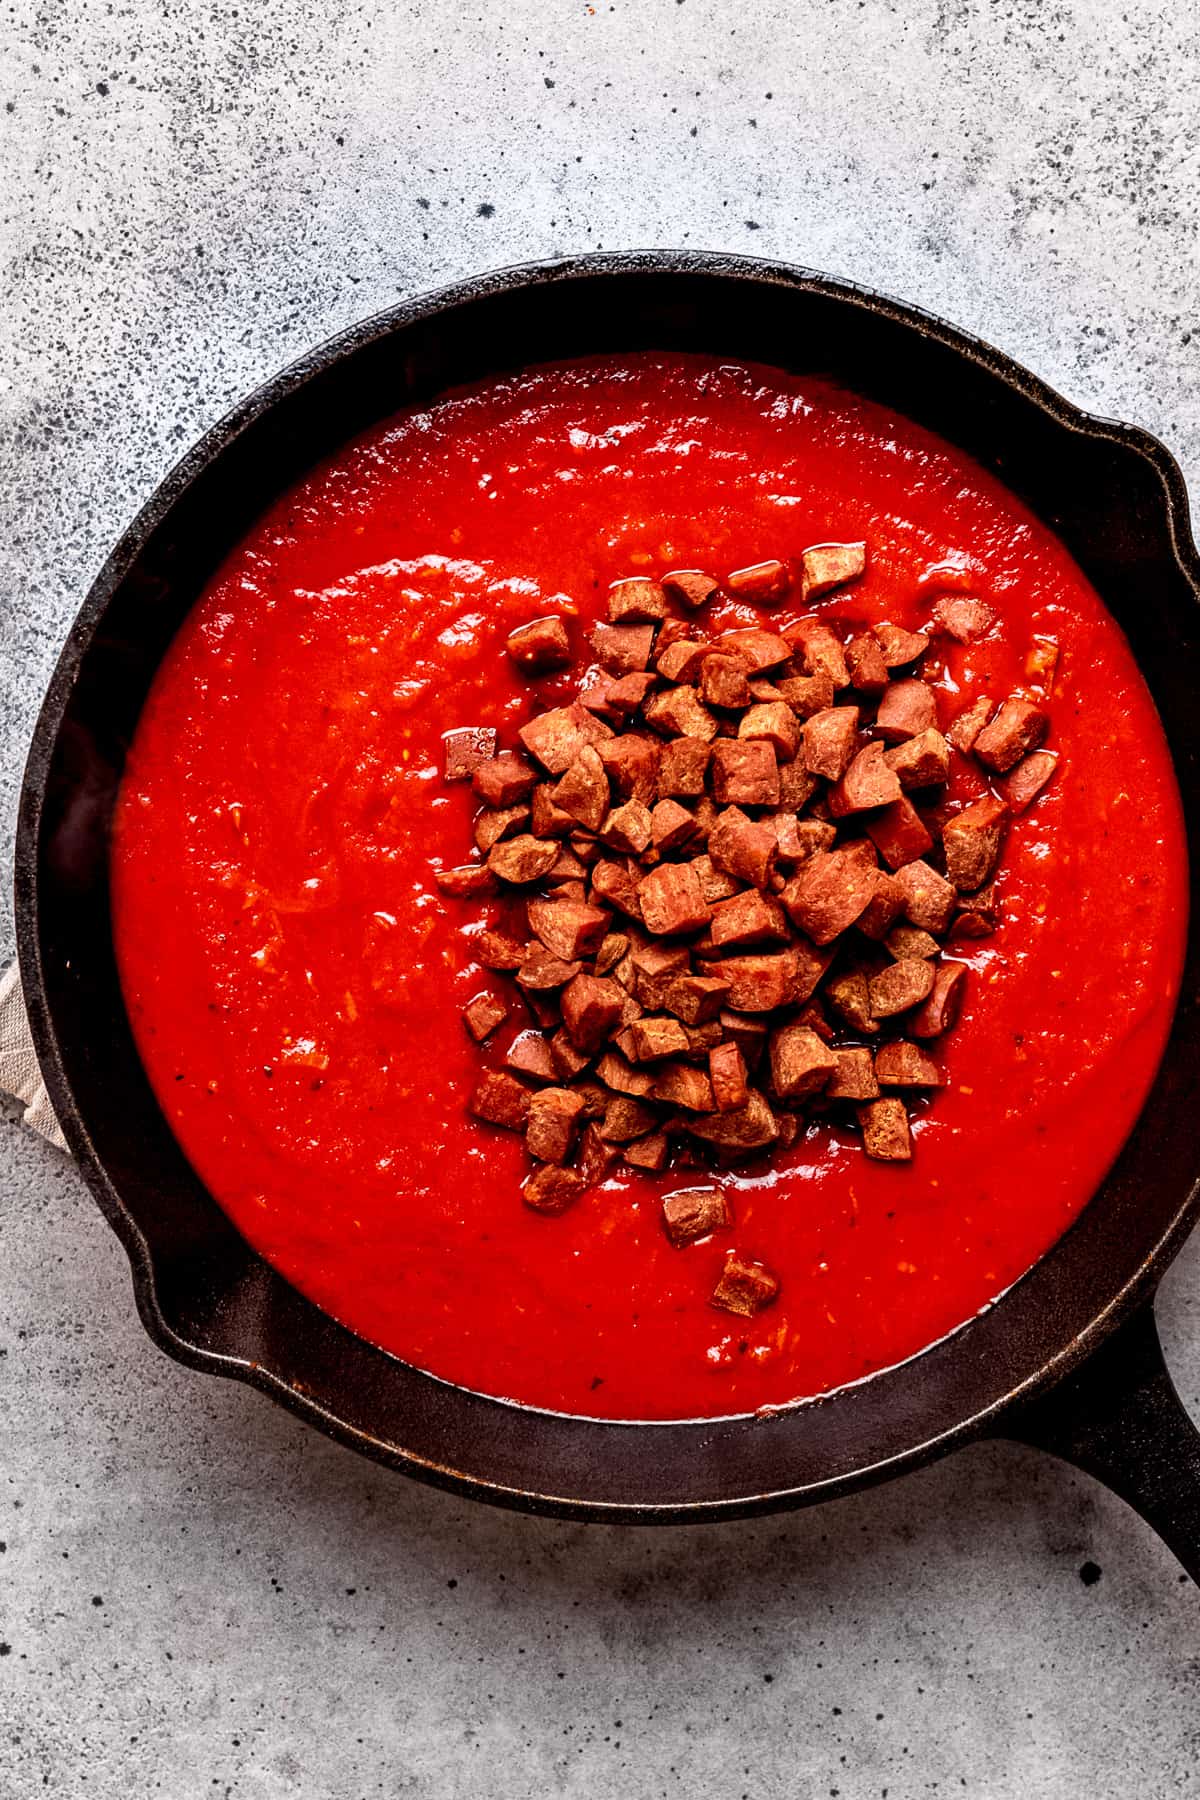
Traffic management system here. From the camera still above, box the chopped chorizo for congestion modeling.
[624,1130,670,1171]
[469,1070,533,1132]
[526,1086,587,1163]
[487,833,561,885]
[857,1098,913,1161]
[590,857,644,920]
[625,1015,691,1063]
[561,972,626,1052]
[517,943,582,991]
[828,741,902,816]
[700,653,754,709]
[826,1046,880,1102]
[769,1023,838,1099]
[637,861,712,936]
[599,797,654,855]
[777,759,819,811]
[824,969,878,1035]
[474,928,527,970]
[597,732,660,803]
[799,540,866,601]
[435,862,500,899]
[726,558,791,605]
[472,752,537,808]
[654,1061,716,1112]
[718,627,792,673]
[552,744,610,832]
[776,670,836,717]
[643,685,720,742]
[785,619,851,689]
[868,958,936,1018]
[873,622,930,667]
[711,1254,780,1316]
[650,797,701,854]
[885,923,940,961]
[943,793,1009,892]
[708,1042,750,1112]
[710,739,781,808]
[523,1163,587,1214]
[656,638,708,683]
[947,695,994,755]
[864,796,934,869]
[697,950,804,1012]
[598,1095,660,1142]
[973,697,1049,774]
[855,868,907,940]
[1001,749,1057,814]
[591,620,657,675]
[629,941,692,1008]
[596,1050,656,1098]
[779,840,878,944]
[686,1090,778,1153]
[884,728,951,791]
[443,725,498,782]
[606,671,657,715]
[874,1041,942,1087]
[519,701,613,774]
[661,1185,732,1246]
[845,632,889,695]
[462,991,509,1043]
[527,898,611,962]
[530,782,576,838]
[710,889,790,949]
[708,806,779,889]
[802,705,860,780]
[662,972,732,1025]
[608,577,668,624]
[507,1031,559,1084]
[932,594,994,643]
[657,735,711,797]
[577,1122,620,1186]
[662,568,721,611]
[738,700,801,763]
[874,679,937,743]
[950,883,1000,941]
[892,858,956,933]
[908,960,967,1038]
[506,615,572,675]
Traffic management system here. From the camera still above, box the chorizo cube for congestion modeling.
[698,951,801,1013]
[828,741,902,816]
[772,812,832,862]
[656,638,708,684]
[606,671,657,715]
[845,632,889,696]
[825,969,878,1035]
[637,862,713,936]
[506,615,572,675]
[599,798,654,856]
[462,991,509,1043]
[608,577,668,623]
[802,705,860,780]
[864,796,934,870]
[469,1070,533,1131]
[523,1163,587,1215]
[885,924,940,961]
[598,1095,661,1142]
[799,540,866,601]
[710,739,781,808]
[552,744,610,832]
[561,973,626,1053]
[473,753,537,808]
[710,889,790,949]
[517,944,582,992]
[626,1015,692,1063]
[708,1041,750,1113]
[700,653,754,710]
[874,1041,942,1088]
[519,702,613,774]
[596,1049,656,1098]
[653,1061,716,1112]
[826,1046,880,1102]
[947,695,994,755]
[657,735,710,798]
[769,1024,838,1099]
[892,859,956,933]
[942,793,1009,892]
[624,1130,671,1171]
[690,852,742,903]
[909,961,967,1038]
[577,1121,620,1186]
[1001,750,1057,814]
[726,558,791,606]
[662,973,732,1025]
[874,679,937,743]
[931,595,994,643]
[651,797,701,854]
[474,928,527,971]
[711,1254,780,1316]
[474,805,532,853]
[507,1029,559,1083]
[777,670,836,717]
[527,898,611,962]
[867,958,936,1018]
[590,857,644,921]
[443,726,498,782]
[786,619,851,689]
[487,834,563,885]
[661,1185,732,1247]
[591,620,657,675]
[530,782,576,839]
[685,1089,778,1153]
[434,862,500,899]
[973,698,1049,774]
[526,1086,588,1163]
[707,807,779,889]
[873,623,930,668]
[739,700,801,763]
[630,941,692,1009]
[718,627,792,673]
[855,868,907,941]
[719,1010,768,1066]
[949,883,1000,941]
[598,732,660,804]
[857,1098,913,1161]
[662,568,721,611]
[779,839,879,944]
[644,686,720,743]
[884,728,951,791]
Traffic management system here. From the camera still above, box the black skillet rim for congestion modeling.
[14,250,1200,1520]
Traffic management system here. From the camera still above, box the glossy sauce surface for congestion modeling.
[111,354,1188,1419]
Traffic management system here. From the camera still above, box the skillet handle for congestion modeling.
[1003,1304,1200,1583]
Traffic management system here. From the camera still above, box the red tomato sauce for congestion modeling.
[110,353,1188,1420]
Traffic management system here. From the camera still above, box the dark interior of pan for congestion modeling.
[16,253,1200,1519]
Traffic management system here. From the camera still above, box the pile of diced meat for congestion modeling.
[436,547,1055,1318]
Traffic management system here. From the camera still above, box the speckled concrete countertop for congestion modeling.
[2,1,1198,1793]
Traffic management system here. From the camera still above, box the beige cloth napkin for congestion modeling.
[0,961,68,1150]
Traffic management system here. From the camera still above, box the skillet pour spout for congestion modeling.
[15,252,1200,1568]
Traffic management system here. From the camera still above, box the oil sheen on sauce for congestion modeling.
[110,354,1188,1420]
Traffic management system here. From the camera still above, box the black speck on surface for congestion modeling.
[744,219,761,230]
[446,1578,458,1589]
[91,1595,103,1607]
[0,1644,10,1656]
[95,80,109,96]
[1079,1561,1102,1586]
[544,76,555,87]
[477,202,496,217]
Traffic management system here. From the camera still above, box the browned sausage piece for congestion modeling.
[686,1089,779,1153]
[590,857,644,921]
[527,898,611,962]
[769,1023,838,1099]
[696,951,801,1013]
[773,814,836,863]
[469,1070,533,1131]
[474,928,527,970]
[857,1098,913,1161]
[526,1086,588,1163]
[710,889,790,949]
[462,992,509,1043]
[779,839,879,944]
[824,969,878,1035]
[516,944,583,992]
[738,700,801,763]
[434,862,501,899]
[629,942,691,1008]
[591,620,657,675]
[661,1185,732,1246]
[443,726,499,782]
[652,738,709,806]
[523,1163,587,1214]
[845,632,890,696]
[949,883,1000,940]
[785,619,851,690]
[826,1046,880,1102]
[624,1131,670,1171]
[828,741,903,816]
[487,834,561,885]
[606,671,657,715]
[707,807,779,889]
[947,696,994,755]
[884,728,951,790]
[931,595,994,643]
[711,1253,780,1315]
[608,577,668,624]
[708,1041,750,1113]
[943,793,1009,891]
[637,861,713,936]
[873,623,930,668]
[596,1050,656,1098]
[662,568,721,611]
[802,705,861,780]
[885,924,940,960]
[874,679,937,743]
[472,752,538,808]
[474,805,531,853]
[726,558,791,605]
[599,798,654,855]
[644,686,720,742]
[855,869,907,941]
[552,744,610,832]
[576,1122,620,1186]
[718,627,792,672]
[891,859,955,933]
[1001,750,1057,813]
[908,960,968,1038]
[625,1015,692,1063]
[531,783,577,839]
[656,638,708,683]
[507,1030,559,1083]
[649,798,700,853]
[661,973,732,1025]
[776,671,837,716]
[519,701,613,774]
[700,653,754,709]
[874,1041,942,1087]
[973,697,1049,773]
[777,760,820,812]
[598,1096,661,1142]
[561,973,626,1053]
[597,732,660,804]
[864,796,934,869]
[799,541,866,601]
[654,1061,717,1112]
[506,615,572,675]
[867,957,936,1018]
[710,739,781,807]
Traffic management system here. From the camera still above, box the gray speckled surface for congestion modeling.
[2,0,1198,1792]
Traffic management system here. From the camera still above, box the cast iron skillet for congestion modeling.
[15,252,1200,1571]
